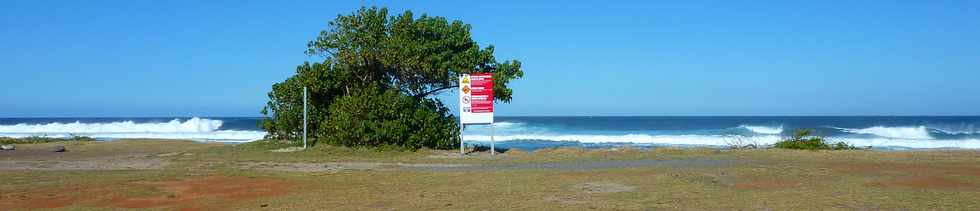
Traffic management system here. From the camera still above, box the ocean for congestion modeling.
[1,116,979,150]
[0,117,265,143]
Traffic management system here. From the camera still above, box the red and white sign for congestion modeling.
[459,73,493,124]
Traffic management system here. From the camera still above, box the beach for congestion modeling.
[1,139,978,210]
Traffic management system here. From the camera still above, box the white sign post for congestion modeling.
[459,73,494,156]
[303,86,308,149]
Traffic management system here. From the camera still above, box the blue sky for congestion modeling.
[2,0,979,117]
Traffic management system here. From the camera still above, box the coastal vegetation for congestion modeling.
[260,7,523,150]
[773,129,860,150]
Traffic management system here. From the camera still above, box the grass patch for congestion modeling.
[0,136,96,144]
[2,140,979,210]
[198,139,727,164]
[196,139,431,163]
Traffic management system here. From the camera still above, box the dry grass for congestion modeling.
[1,140,978,210]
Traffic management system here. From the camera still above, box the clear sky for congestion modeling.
[2,0,979,117]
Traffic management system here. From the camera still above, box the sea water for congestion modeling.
[463,116,980,150]
[1,116,979,150]
[0,117,265,143]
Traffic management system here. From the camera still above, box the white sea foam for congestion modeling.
[491,122,524,127]
[929,126,979,135]
[465,134,783,146]
[830,138,980,149]
[837,126,932,139]
[0,117,222,133]
[739,125,784,134]
[463,133,980,149]
[0,117,265,142]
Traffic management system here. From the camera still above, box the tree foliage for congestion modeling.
[261,7,523,150]
[320,88,458,149]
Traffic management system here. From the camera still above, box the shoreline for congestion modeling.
[5,136,980,151]
[4,116,980,149]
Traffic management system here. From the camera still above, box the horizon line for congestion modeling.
[2,115,980,118]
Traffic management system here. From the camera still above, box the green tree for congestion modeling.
[306,7,524,102]
[261,7,524,150]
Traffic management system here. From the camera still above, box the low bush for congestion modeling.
[773,129,859,150]
[724,135,762,149]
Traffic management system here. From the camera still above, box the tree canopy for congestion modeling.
[261,7,524,150]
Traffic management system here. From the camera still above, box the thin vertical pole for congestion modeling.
[490,123,495,156]
[460,124,465,155]
[303,87,308,149]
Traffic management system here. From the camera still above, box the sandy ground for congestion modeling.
[1,140,978,210]
[0,146,170,170]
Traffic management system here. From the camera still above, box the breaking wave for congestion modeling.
[0,117,265,142]
[462,134,980,149]
[928,125,979,135]
[492,122,524,127]
[464,134,782,146]
[739,125,784,134]
[835,126,933,139]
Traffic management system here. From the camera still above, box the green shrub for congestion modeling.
[319,88,459,150]
[773,129,859,150]
[831,141,862,150]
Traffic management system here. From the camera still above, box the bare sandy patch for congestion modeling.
[831,162,980,177]
[831,162,980,190]
[543,194,589,205]
[238,161,471,172]
[0,188,81,209]
[734,179,801,190]
[542,182,636,206]
[107,175,293,209]
[270,147,305,152]
[866,176,976,190]
[576,182,636,194]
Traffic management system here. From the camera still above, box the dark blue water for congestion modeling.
[1,116,979,149]
[488,116,980,138]
[462,116,980,150]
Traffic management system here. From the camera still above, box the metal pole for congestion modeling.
[490,123,495,156]
[460,124,465,156]
[303,87,308,149]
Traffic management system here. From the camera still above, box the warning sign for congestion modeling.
[459,73,493,124]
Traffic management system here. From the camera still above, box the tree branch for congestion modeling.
[414,85,458,99]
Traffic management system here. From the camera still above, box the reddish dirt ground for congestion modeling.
[831,162,980,190]
[832,163,980,177]
[734,179,801,190]
[0,175,294,210]
[0,190,78,209]
[865,176,974,189]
